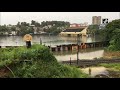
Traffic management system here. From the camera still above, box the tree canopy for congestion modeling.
[104,19,120,51]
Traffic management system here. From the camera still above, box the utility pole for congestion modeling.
[94,32,95,48]
[0,12,1,26]
[77,34,80,65]
[40,37,42,45]
[49,33,51,46]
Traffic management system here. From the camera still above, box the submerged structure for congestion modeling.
[59,23,88,36]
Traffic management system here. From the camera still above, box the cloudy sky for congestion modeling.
[0,12,119,25]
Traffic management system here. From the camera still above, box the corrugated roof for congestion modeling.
[63,28,83,32]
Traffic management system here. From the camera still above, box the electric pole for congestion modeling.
[77,34,80,65]
[0,12,1,26]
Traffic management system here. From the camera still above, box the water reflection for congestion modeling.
[0,35,103,46]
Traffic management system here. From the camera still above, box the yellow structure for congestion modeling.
[59,27,88,36]
[23,34,32,41]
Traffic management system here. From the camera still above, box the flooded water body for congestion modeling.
[53,48,104,61]
[0,35,104,61]
[1,35,120,78]
[0,35,103,46]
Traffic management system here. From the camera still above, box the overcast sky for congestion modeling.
[0,12,119,25]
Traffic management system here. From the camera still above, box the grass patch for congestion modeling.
[99,63,120,71]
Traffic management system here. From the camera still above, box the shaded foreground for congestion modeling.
[0,45,88,78]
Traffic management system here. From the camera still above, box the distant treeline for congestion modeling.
[0,20,70,35]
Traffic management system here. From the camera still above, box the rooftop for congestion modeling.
[62,28,83,32]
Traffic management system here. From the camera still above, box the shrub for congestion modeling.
[0,44,89,78]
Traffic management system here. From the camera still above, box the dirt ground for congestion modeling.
[0,67,10,78]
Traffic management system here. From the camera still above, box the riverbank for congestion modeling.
[103,51,120,59]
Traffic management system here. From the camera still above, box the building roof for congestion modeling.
[63,28,83,32]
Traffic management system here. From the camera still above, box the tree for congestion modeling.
[88,25,99,34]
[31,20,40,27]
[17,22,21,27]
[40,21,70,34]
[103,19,120,51]
[0,25,8,35]
[108,28,120,51]
[105,19,120,41]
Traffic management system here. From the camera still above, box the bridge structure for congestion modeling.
[48,40,109,52]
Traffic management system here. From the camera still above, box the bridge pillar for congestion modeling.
[60,46,63,51]
[84,44,87,49]
[55,47,58,52]
[80,43,83,49]
[91,44,94,48]
[65,46,68,51]
[72,45,78,51]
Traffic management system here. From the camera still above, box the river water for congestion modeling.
[0,35,104,61]
[53,48,104,61]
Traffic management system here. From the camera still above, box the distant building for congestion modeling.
[60,23,88,36]
[70,23,88,28]
[70,23,80,27]
[92,16,101,25]
[59,27,88,36]
[11,31,17,35]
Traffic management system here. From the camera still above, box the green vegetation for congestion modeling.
[104,19,120,51]
[88,24,104,35]
[0,20,70,35]
[99,63,120,71]
[0,45,89,78]
[103,50,120,59]
[98,63,120,78]
[88,25,99,34]
[88,19,120,51]
[41,21,70,35]
[88,25,106,41]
